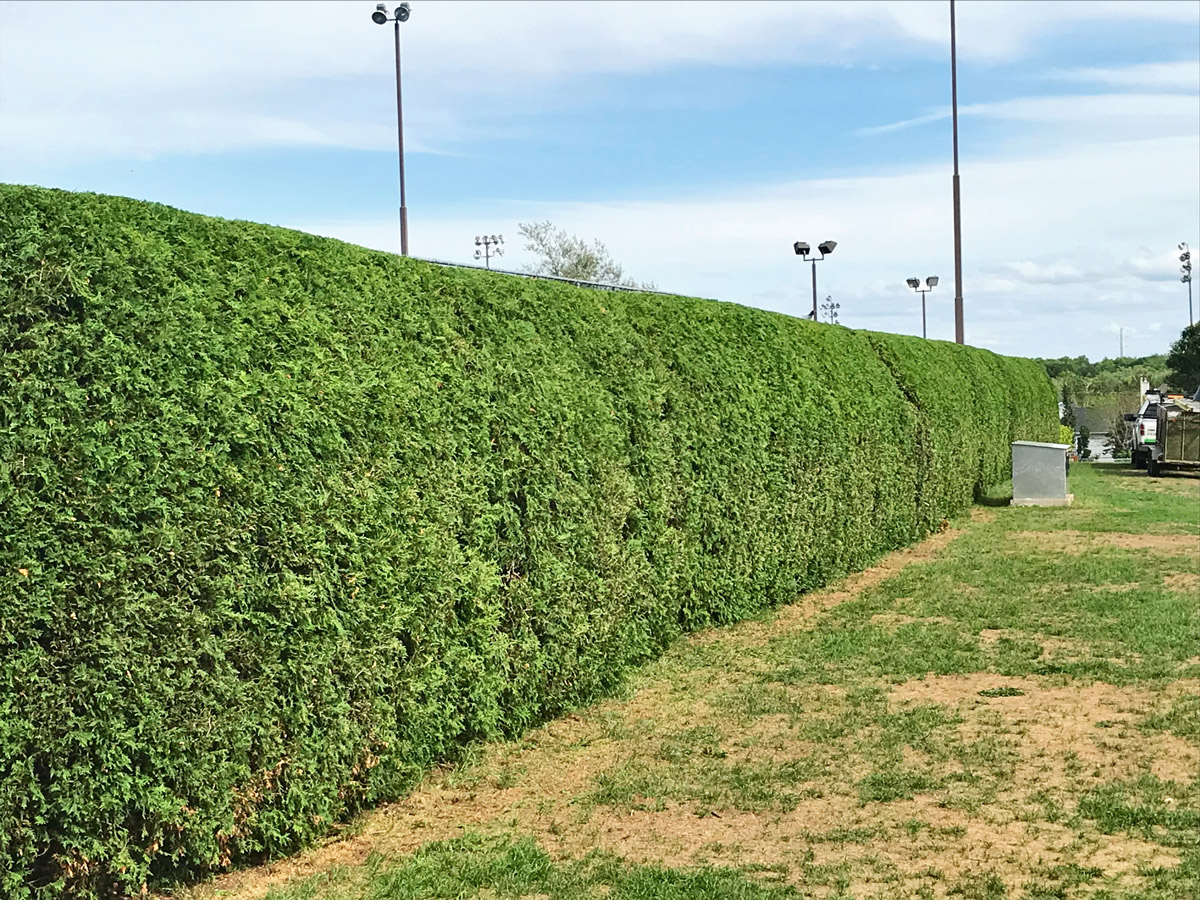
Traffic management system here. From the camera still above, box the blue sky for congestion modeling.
[1,0,1197,359]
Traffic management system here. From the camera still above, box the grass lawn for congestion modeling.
[177,464,1199,900]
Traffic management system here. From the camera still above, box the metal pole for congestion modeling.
[1190,278,1194,326]
[1120,327,1124,358]
[921,290,928,339]
[950,0,964,344]
[393,20,409,256]
[811,258,818,320]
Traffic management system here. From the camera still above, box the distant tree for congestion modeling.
[1165,323,1200,394]
[1104,410,1132,459]
[1076,425,1091,460]
[517,221,656,290]
[1059,384,1076,428]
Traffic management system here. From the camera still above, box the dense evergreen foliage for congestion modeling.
[0,185,1056,898]
[1165,323,1200,394]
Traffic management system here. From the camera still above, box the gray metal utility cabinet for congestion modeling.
[1010,441,1073,507]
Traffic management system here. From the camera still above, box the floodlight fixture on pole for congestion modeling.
[1181,242,1193,326]
[949,0,964,344]
[793,239,837,321]
[474,233,504,270]
[372,2,413,256]
[907,275,939,339]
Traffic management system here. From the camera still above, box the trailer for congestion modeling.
[1147,397,1200,477]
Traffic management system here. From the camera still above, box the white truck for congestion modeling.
[1128,390,1164,470]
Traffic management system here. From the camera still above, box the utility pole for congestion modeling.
[1119,327,1124,359]
[1181,243,1193,326]
[950,0,964,344]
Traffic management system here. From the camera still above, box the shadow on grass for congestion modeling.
[1085,462,1200,481]
[975,495,1012,508]
[1084,462,1141,478]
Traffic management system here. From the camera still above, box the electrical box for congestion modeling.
[1010,441,1073,507]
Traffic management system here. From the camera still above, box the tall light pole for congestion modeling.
[906,276,939,339]
[950,0,964,344]
[372,2,412,256]
[793,240,837,320]
[1181,243,1193,326]
[475,234,504,270]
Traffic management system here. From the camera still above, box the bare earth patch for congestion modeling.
[1009,529,1200,555]
[1164,571,1200,593]
[889,675,1200,785]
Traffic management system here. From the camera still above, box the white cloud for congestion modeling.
[2,0,1198,164]
[1048,60,1200,92]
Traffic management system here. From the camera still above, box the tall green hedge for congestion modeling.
[0,185,1056,898]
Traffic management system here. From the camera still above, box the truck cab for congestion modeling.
[1130,391,1161,470]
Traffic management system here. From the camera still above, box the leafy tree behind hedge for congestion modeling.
[0,185,1057,898]
[1165,323,1200,394]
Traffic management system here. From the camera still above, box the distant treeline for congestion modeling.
[1032,354,1171,409]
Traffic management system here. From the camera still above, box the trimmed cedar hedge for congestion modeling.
[0,185,1057,897]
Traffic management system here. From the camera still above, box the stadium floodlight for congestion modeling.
[794,239,838,319]
[474,233,504,270]
[906,275,939,339]
[371,1,414,255]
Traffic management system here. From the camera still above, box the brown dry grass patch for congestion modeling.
[1164,571,1200,593]
[1010,529,1200,555]
[187,676,1196,900]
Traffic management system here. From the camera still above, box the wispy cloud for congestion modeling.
[1047,60,1200,92]
[857,92,1198,143]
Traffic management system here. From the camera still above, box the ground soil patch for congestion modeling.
[1009,529,1200,554]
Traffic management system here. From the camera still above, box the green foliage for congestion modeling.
[258,834,804,900]
[1059,384,1075,428]
[0,185,1057,898]
[1035,353,1169,391]
[865,332,1056,535]
[1165,323,1200,394]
